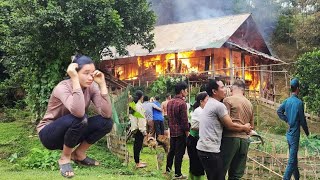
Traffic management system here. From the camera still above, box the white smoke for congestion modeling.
[148,0,282,43]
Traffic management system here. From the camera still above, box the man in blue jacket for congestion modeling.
[277,78,309,180]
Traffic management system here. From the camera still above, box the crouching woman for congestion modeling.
[36,55,113,178]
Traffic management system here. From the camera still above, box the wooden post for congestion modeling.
[304,147,307,179]
[141,56,145,82]
[175,53,178,73]
[245,166,248,175]
[211,50,215,77]
[241,53,245,80]
[271,143,275,170]
[229,49,234,84]
[285,72,289,96]
[188,77,191,104]
[261,156,265,174]
[304,103,307,114]
[252,160,255,178]
[259,59,263,97]
[257,99,260,130]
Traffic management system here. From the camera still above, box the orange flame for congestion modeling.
[245,72,252,81]
[179,51,198,73]
[137,57,142,67]
[178,51,194,59]
[166,53,175,60]
[226,58,230,72]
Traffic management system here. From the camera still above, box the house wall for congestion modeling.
[99,48,272,92]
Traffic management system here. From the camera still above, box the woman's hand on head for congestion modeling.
[67,63,79,79]
[93,70,106,86]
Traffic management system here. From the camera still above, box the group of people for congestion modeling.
[129,92,171,168]
[164,80,253,180]
[129,79,253,180]
[129,78,309,180]
[36,54,309,180]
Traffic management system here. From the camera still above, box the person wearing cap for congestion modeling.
[36,55,113,178]
[277,78,309,180]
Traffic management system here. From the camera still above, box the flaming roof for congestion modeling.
[104,13,282,62]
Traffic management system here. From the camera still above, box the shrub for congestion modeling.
[21,148,60,170]
[295,49,320,115]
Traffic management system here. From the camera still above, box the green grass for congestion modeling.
[126,143,189,178]
[0,160,161,180]
[0,114,190,180]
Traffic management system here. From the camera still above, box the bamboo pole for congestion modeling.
[248,156,283,178]
[252,159,255,178]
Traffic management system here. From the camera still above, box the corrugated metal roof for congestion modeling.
[226,42,285,63]
[104,13,251,59]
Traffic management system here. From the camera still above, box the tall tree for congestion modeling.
[0,0,156,120]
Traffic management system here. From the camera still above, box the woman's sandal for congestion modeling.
[59,163,74,178]
[74,156,99,166]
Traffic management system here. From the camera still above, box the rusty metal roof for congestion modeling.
[104,13,280,61]
[226,42,285,63]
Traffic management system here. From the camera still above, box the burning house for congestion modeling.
[100,13,284,94]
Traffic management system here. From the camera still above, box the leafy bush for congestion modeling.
[21,148,60,170]
[272,121,287,135]
[0,78,25,108]
[147,75,187,101]
[300,134,320,155]
[0,108,31,123]
[295,49,320,115]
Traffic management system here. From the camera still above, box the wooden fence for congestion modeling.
[106,87,131,163]
[252,96,320,123]
[106,131,129,164]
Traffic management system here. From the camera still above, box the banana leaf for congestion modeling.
[128,102,144,118]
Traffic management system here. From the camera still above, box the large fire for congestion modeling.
[179,51,198,73]
[245,72,252,81]
[115,49,262,92]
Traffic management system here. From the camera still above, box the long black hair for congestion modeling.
[72,54,94,71]
[192,91,208,111]
[129,90,144,115]
[133,90,143,103]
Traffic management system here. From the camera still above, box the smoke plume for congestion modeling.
[148,0,282,43]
